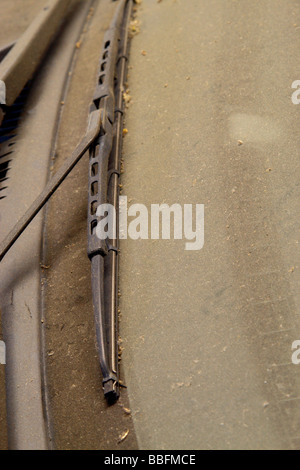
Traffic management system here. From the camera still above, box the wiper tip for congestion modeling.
[103,379,119,404]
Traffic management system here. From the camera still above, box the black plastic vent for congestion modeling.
[0,85,30,200]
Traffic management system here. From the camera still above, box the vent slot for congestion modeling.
[0,83,30,200]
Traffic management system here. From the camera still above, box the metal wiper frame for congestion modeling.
[0,0,133,403]
[88,0,132,402]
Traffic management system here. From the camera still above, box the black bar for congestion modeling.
[87,0,133,402]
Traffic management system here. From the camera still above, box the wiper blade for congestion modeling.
[87,0,133,402]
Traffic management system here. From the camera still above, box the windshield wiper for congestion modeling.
[0,0,133,404]
[88,0,133,403]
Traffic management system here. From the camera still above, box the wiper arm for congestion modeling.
[0,109,101,262]
[87,0,133,402]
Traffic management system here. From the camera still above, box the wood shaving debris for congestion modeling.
[87,7,94,18]
[118,429,129,443]
[171,380,192,390]
[118,345,124,361]
[129,20,140,38]
[123,91,131,107]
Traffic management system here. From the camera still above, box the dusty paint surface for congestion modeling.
[120,0,300,450]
